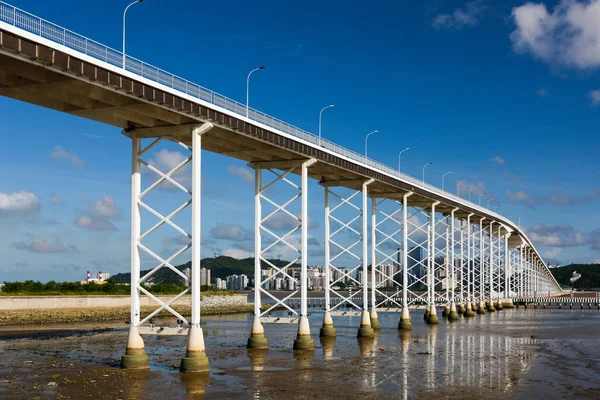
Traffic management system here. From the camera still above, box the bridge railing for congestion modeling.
[0,1,505,224]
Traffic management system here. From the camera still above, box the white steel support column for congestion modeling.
[320,185,336,337]
[399,192,413,330]
[504,234,512,301]
[477,218,487,314]
[358,179,375,338]
[487,222,496,312]
[370,197,380,329]
[181,123,213,373]
[448,208,459,321]
[463,214,475,317]
[426,202,440,325]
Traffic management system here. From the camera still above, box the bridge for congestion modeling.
[0,1,563,372]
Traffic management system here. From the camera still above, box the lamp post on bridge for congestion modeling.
[487,197,495,209]
[457,180,465,196]
[478,192,486,206]
[122,0,146,69]
[364,130,378,158]
[494,204,500,212]
[442,171,451,191]
[246,66,266,118]
[422,162,433,185]
[398,147,410,172]
[318,104,334,147]
[468,185,476,202]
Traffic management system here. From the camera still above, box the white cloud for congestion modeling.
[433,1,484,29]
[74,215,117,231]
[589,89,600,105]
[507,187,600,207]
[510,0,600,69]
[222,248,253,259]
[11,237,78,253]
[0,191,40,214]
[51,146,83,168]
[227,165,254,184]
[91,196,117,218]
[537,87,549,97]
[506,189,535,207]
[529,223,588,247]
[146,149,191,189]
[263,213,319,231]
[490,156,505,164]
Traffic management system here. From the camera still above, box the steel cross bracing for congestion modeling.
[371,197,405,308]
[459,216,471,302]
[490,225,503,300]
[252,162,314,319]
[480,222,490,300]
[324,182,372,312]
[509,247,521,297]
[431,207,449,304]
[470,221,483,301]
[404,204,432,305]
[131,134,194,327]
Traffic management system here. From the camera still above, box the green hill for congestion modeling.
[550,263,600,290]
[111,256,300,285]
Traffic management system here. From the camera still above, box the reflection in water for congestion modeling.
[247,349,268,372]
[319,336,336,360]
[122,370,150,399]
[180,372,209,399]
[357,337,375,357]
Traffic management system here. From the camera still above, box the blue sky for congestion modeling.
[1,0,599,282]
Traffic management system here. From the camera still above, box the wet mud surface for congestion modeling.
[0,309,599,399]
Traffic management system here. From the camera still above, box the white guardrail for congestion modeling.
[0,0,554,277]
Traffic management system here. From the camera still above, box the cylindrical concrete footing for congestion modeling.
[448,303,459,321]
[464,301,475,318]
[398,307,412,331]
[357,310,375,338]
[487,299,496,313]
[180,327,210,373]
[423,307,430,321]
[442,305,450,318]
[502,298,515,309]
[293,316,315,350]
[496,299,503,311]
[247,317,268,349]
[370,308,380,330]
[457,303,466,315]
[478,301,487,315]
[427,305,439,325]
[121,326,150,370]
[320,311,336,337]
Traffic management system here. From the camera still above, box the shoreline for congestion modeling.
[0,304,254,326]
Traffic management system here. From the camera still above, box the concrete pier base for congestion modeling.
[464,301,475,318]
[320,311,336,337]
[247,317,268,349]
[502,298,515,309]
[478,300,487,315]
[427,305,439,325]
[398,307,412,331]
[357,310,375,338]
[448,303,459,322]
[180,327,210,373]
[487,299,496,313]
[495,299,503,311]
[472,302,478,312]
[120,326,150,370]
[423,307,430,321]
[370,308,381,330]
[293,316,315,350]
[457,303,466,315]
[442,304,450,318]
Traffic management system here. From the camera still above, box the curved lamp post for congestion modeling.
[318,104,334,146]
[123,0,146,69]
[422,162,433,185]
[479,192,486,206]
[468,186,476,202]
[457,180,465,196]
[365,130,378,158]
[398,147,410,172]
[442,171,452,191]
[246,65,266,117]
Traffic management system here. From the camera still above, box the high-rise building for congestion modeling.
[200,268,211,286]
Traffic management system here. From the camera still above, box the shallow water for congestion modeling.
[0,308,599,399]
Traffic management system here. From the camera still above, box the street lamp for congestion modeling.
[487,197,495,209]
[398,147,410,172]
[123,0,146,69]
[318,104,334,146]
[494,204,500,212]
[468,185,476,202]
[457,180,465,196]
[478,192,486,206]
[246,65,266,117]
[365,130,378,158]
[442,171,451,191]
[422,162,433,185]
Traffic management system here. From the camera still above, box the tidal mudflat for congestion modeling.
[0,309,599,399]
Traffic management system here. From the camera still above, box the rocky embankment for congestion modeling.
[0,294,252,326]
